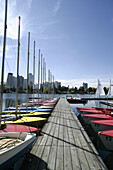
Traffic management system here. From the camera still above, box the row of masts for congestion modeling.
[0,0,55,124]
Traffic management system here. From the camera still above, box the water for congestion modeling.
[1,93,68,110]
[70,98,113,117]
[2,93,112,111]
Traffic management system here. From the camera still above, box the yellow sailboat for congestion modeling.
[2,116,47,128]
[2,111,51,119]
[22,111,51,118]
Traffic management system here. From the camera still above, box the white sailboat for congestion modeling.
[0,1,36,169]
[95,79,105,97]
[107,79,113,97]
[0,132,36,169]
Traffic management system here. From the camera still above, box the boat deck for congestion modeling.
[21,98,107,170]
[0,137,23,153]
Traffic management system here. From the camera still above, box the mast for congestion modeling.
[53,75,54,98]
[38,49,40,107]
[0,0,8,126]
[16,16,21,115]
[41,54,43,103]
[45,60,46,101]
[43,58,45,101]
[26,32,30,113]
[48,69,50,100]
[50,72,52,99]
[33,41,35,107]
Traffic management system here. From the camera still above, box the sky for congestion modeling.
[0,0,113,88]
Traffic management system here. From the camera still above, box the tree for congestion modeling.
[74,87,78,93]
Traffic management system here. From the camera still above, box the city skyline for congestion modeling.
[0,1,113,88]
[6,72,61,89]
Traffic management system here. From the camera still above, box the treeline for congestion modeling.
[55,86,109,94]
[1,85,109,94]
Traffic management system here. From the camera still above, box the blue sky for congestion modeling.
[1,0,113,88]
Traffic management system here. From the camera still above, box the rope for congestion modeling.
[0,138,22,150]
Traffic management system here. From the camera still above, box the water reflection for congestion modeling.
[2,93,67,110]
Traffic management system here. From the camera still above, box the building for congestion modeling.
[18,76,24,88]
[28,73,34,85]
[13,76,17,88]
[7,73,13,88]
[83,82,88,90]
[23,79,27,89]
[54,81,61,89]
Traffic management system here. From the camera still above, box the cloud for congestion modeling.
[0,0,30,40]
[27,0,32,8]
[57,78,111,88]
[52,0,62,15]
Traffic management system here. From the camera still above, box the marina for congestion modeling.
[20,98,107,170]
[1,0,113,169]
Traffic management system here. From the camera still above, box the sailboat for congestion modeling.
[2,38,53,114]
[81,113,112,126]
[107,79,113,97]
[98,130,113,151]
[95,79,105,97]
[0,1,37,169]
[0,132,36,169]
[3,31,47,127]
[0,124,40,135]
[90,119,113,133]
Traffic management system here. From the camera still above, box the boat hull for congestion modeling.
[0,133,36,170]
[3,117,47,128]
[67,98,87,104]
[0,124,40,135]
[90,121,113,133]
[81,114,112,125]
[99,130,113,151]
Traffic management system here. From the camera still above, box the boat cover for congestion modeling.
[80,109,104,114]
[99,130,113,137]
[82,114,113,119]
[91,119,113,126]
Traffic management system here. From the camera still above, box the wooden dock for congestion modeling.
[21,98,107,170]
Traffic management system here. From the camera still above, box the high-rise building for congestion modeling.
[54,81,61,89]
[18,76,24,88]
[83,82,88,89]
[13,76,17,88]
[23,79,27,89]
[7,73,13,88]
[28,73,34,85]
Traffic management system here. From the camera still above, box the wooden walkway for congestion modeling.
[21,98,107,170]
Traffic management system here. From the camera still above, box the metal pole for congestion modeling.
[38,49,40,107]
[45,61,46,101]
[26,32,30,113]
[53,75,54,98]
[16,16,20,116]
[33,41,35,107]
[43,58,45,102]
[48,69,50,99]
[0,0,8,126]
[41,54,42,103]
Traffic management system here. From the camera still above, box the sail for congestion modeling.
[107,79,113,97]
[95,79,105,97]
